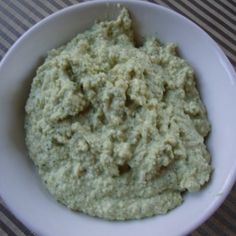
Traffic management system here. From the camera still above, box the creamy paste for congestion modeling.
[25,8,212,220]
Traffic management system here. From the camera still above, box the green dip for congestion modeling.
[25,8,212,220]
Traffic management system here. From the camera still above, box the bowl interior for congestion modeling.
[0,1,236,236]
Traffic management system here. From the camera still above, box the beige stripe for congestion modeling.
[177,0,236,50]
[0,48,6,57]
[69,0,83,4]
[154,0,170,8]
[0,28,17,47]
[60,0,81,6]
[0,197,4,205]
[185,0,236,41]
[191,230,203,236]
[23,0,51,16]
[210,214,236,235]
[203,0,236,29]
[56,0,68,8]
[0,18,24,39]
[196,220,220,236]
[0,212,25,236]
[56,0,81,8]
[224,200,236,214]
[231,192,236,202]
[42,1,61,12]
[13,0,42,21]
[0,35,12,49]
[216,0,236,12]
[0,227,8,236]
[1,1,32,28]
[0,18,18,42]
[162,0,236,62]
[217,207,236,225]
[0,10,25,35]
[224,193,236,209]
[155,1,236,68]
[206,0,236,20]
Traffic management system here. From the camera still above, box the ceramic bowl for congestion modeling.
[0,1,236,236]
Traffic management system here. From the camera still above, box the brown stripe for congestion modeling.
[3,0,36,25]
[0,12,22,38]
[0,219,17,236]
[191,231,202,236]
[191,0,236,38]
[156,0,236,43]
[226,185,236,201]
[0,212,26,236]
[0,227,8,236]
[197,218,225,236]
[192,226,211,236]
[63,0,77,5]
[15,0,45,20]
[18,0,48,17]
[224,199,236,212]
[0,46,7,57]
[228,0,236,8]
[209,212,236,235]
[33,0,53,14]
[176,0,236,52]
[163,0,236,65]
[46,0,65,10]
[206,218,228,236]
[152,0,236,59]
[52,0,75,7]
[0,23,17,42]
[0,44,8,55]
[39,0,61,12]
[153,0,169,7]
[0,1,29,30]
[215,0,236,15]
[165,1,236,62]
[220,203,236,220]
[205,0,236,26]
[224,186,236,213]
[0,30,14,46]
[213,211,236,233]
[0,203,34,236]
[148,0,159,4]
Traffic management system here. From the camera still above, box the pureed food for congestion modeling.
[25,8,212,220]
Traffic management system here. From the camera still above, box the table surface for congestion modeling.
[0,0,235,235]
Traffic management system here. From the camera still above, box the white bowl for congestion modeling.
[0,1,236,236]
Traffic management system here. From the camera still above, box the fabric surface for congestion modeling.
[0,0,235,235]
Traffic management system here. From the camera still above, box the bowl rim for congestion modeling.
[0,0,236,236]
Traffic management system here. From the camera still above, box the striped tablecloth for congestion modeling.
[0,0,235,235]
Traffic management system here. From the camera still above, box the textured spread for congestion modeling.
[25,8,212,220]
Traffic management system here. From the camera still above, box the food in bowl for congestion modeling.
[25,8,212,220]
